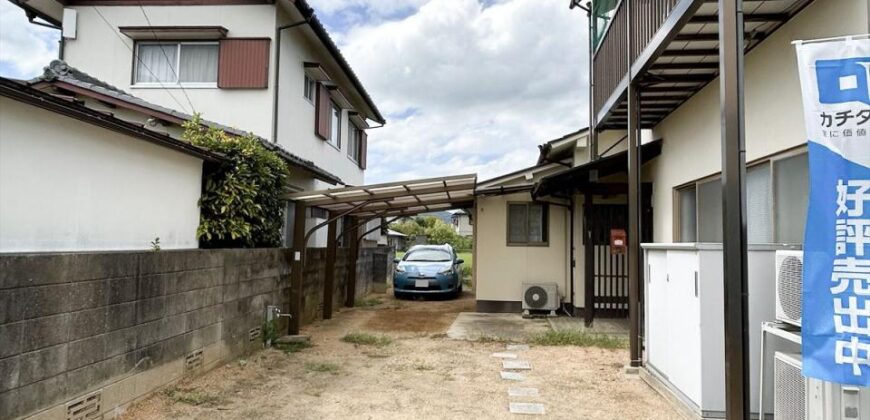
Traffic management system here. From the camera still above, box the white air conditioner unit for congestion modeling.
[808,376,870,420]
[776,250,804,327]
[522,283,559,316]
[775,352,807,420]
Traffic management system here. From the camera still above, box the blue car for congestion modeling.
[393,245,464,299]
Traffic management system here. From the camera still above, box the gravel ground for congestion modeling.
[119,292,684,420]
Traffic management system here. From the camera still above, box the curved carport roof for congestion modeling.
[286,173,478,218]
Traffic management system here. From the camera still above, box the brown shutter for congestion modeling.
[315,83,331,140]
[218,38,270,89]
[359,130,367,169]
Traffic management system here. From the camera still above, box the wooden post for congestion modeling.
[627,80,642,368]
[323,212,338,320]
[345,216,359,307]
[584,192,595,326]
[289,201,307,335]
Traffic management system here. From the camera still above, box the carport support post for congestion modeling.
[626,81,642,368]
[323,212,338,320]
[289,201,307,335]
[719,0,749,418]
[345,216,359,307]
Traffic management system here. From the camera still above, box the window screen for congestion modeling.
[747,162,773,243]
[348,125,361,162]
[774,153,809,244]
[697,178,723,242]
[179,44,218,83]
[508,204,528,244]
[329,102,341,148]
[136,42,218,85]
[678,186,697,242]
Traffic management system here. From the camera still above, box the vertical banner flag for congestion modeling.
[797,36,870,386]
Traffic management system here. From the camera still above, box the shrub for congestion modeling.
[183,116,289,248]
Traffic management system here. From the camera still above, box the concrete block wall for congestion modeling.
[0,247,387,420]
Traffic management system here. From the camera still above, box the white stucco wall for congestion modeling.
[647,0,868,243]
[475,192,571,303]
[0,97,204,252]
[63,5,278,140]
[275,7,366,186]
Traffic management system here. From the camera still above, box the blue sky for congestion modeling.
[0,0,589,183]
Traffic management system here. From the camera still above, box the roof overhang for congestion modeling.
[119,26,228,40]
[286,174,478,218]
[533,139,663,198]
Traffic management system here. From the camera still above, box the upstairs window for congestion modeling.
[507,203,549,246]
[304,75,316,103]
[328,101,341,148]
[134,42,218,86]
[348,124,361,163]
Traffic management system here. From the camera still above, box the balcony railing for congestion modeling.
[592,0,683,119]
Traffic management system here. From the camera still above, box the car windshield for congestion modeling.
[404,250,452,262]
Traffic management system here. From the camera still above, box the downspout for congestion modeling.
[270,17,312,143]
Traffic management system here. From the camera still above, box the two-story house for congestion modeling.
[12,0,386,247]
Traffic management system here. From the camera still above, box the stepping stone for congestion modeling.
[491,352,518,359]
[508,387,539,397]
[507,344,530,351]
[509,402,546,415]
[500,371,525,381]
[503,360,532,370]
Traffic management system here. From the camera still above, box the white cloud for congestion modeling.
[334,0,589,183]
[0,1,59,79]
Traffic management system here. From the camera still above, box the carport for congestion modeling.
[284,173,477,334]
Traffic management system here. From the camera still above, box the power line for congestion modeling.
[91,6,191,114]
[137,4,197,114]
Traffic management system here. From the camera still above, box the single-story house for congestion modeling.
[385,229,409,251]
[0,77,224,252]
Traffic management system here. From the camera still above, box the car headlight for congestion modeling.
[439,266,454,275]
[396,265,406,272]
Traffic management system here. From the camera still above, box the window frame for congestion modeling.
[673,146,809,245]
[506,202,549,247]
[132,41,220,88]
[303,74,316,104]
[347,123,361,163]
[328,100,342,149]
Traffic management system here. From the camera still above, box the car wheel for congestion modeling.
[394,291,404,300]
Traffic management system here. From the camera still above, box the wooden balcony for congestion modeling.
[591,0,815,130]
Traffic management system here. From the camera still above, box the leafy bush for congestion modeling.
[390,216,472,250]
[183,116,289,248]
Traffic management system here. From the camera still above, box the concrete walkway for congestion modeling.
[547,316,629,337]
[446,312,551,341]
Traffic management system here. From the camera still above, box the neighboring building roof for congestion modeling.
[29,61,342,185]
[537,128,588,164]
[475,162,568,195]
[0,76,225,163]
[293,0,385,125]
[386,229,408,237]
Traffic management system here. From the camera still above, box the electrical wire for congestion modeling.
[137,4,197,114]
[91,6,190,114]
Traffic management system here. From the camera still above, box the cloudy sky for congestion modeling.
[0,0,589,184]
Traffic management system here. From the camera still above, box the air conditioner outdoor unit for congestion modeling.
[521,283,559,316]
[808,375,870,420]
[775,352,807,420]
[776,250,804,327]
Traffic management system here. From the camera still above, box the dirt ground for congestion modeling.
[120,292,684,420]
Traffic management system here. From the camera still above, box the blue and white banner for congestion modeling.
[797,36,870,386]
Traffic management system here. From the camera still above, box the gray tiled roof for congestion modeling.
[31,60,343,185]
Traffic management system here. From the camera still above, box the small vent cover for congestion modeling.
[184,349,203,372]
[779,256,803,320]
[249,327,261,342]
[774,352,806,420]
[524,286,549,309]
[67,391,101,420]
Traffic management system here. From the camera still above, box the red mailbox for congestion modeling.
[610,229,627,254]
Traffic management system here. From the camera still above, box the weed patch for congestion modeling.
[305,362,340,374]
[275,341,312,354]
[163,386,226,407]
[527,330,628,349]
[354,297,383,309]
[341,332,392,347]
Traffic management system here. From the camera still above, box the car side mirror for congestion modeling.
[394,258,401,264]
[456,259,464,264]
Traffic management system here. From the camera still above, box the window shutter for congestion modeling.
[315,83,331,140]
[217,38,270,89]
[359,130,367,169]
